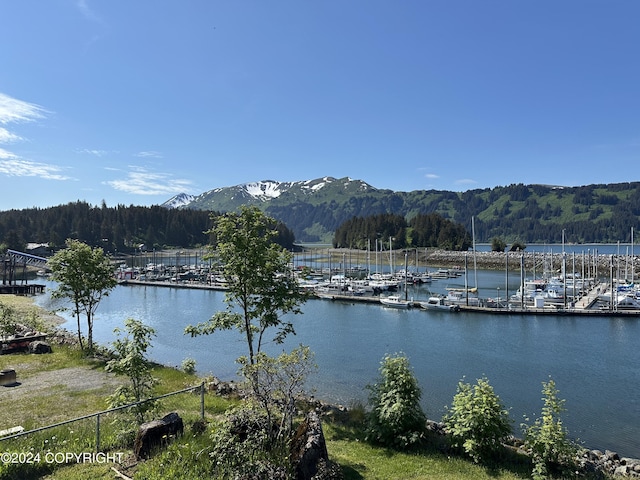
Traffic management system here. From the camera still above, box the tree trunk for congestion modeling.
[76,311,84,351]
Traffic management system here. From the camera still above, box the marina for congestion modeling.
[32,272,640,459]
[15,244,640,458]
[103,242,640,317]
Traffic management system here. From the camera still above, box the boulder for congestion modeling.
[133,412,184,459]
[28,341,52,354]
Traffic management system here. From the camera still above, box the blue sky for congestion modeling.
[1,1,639,210]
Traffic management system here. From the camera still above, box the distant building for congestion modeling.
[26,243,50,257]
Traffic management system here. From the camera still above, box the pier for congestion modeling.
[119,278,640,317]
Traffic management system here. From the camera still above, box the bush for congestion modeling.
[444,376,512,462]
[522,378,577,479]
[208,406,289,479]
[105,318,158,423]
[182,357,197,375]
[366,353,426,448]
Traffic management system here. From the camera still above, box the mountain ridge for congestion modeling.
[162,177,640,244]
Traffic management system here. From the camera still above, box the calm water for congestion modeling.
[34,271,640,458]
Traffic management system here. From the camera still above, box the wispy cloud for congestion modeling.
[78,148,109,157]
[135,151,163,159]
[0,93,69,181]
[425,173,439,180]
[105,167,193,195]
[0,93,47,125]
[0,156,72,181]
[0,127,22,144]
[76,0,104,25]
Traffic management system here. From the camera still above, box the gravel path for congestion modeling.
[0,366,123,401]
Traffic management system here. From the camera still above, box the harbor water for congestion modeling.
[34,270,640,458]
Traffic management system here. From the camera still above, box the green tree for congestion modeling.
[491,237,507,252]
[48,239,117,353]
[444,376,512,462]
[522,378,577,479]
[366,353,426,448]
[105,318,157,424]
[509,240,527,251]
[184,206,307,364]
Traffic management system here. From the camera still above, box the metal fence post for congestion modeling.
[96,413,101,452]
[200,381,205,420]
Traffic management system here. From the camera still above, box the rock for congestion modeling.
[133,412,184,459]
[28,341,52,354]
[290,411,341,480]
[606,450,621,462]
[311,457,343,480]
[615,465,629,476]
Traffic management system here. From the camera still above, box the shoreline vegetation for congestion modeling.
[0,294,637,478]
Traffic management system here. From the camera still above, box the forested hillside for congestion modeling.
[333,213,471,251]
[2,181,639,254]
[171,178,640,244]
[270,182,640,243]
[0,202,296,254]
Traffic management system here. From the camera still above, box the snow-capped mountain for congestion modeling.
[160,176,379,242]
[163,177,376,211]
[162,193,196,209]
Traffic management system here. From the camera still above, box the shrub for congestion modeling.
[522,378,577,479]
[182,357,197,375]
[366,353,426,448]
[208,406,289,479]
[105,318,158,423]
[444,376,512,462]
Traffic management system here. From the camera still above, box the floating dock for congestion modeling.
[119,279,640,316]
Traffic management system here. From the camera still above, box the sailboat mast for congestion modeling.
[472,216,478,289]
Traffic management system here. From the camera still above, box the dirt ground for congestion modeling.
[0,294,124,410]
[0,365,122,402]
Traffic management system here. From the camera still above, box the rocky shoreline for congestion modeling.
[323,247,625,273]
[425,249,626,272]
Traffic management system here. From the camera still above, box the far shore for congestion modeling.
[307,247,626,273]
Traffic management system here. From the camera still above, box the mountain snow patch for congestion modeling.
[244,181,282,199]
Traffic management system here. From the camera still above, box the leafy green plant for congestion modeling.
[105,318,158,424]
[522,378,577,479]
[181,357,196,375]
[444,376,512,463]
[0,301,18,336]
[365,353,426,448]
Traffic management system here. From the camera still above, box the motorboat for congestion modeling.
[379,295,411,309]
[445,288,480,306]
[420,296,459,312]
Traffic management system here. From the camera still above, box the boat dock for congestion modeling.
[119,279,640,316]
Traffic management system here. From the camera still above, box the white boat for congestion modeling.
[379,295,411,309]
[420,296,459,312]
[445,288,480,306]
